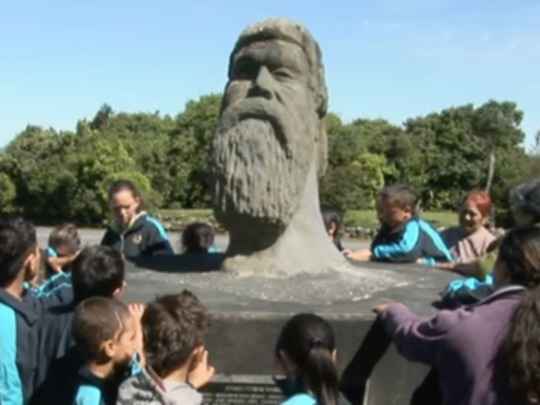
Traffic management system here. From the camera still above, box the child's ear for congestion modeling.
[23,247,41,282]
[113,281,127,299]
[103,339,116,359]
[403,206,414,218]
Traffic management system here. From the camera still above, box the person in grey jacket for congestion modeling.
[375,226,540,405]
[117,366,203,405]
[117,291,215,405]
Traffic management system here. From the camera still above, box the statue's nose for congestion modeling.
[249,65,273,99]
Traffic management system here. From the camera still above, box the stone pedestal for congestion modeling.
[126,259,455,405]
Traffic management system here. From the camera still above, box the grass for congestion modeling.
[158,209,214,220]
[421,211,457,229]
[158,209,457,231]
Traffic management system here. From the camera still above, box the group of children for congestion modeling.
[0,216,342,405]
[5,177,540,405]
[0,216,216,405]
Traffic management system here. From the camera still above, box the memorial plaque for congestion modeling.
[200,375,354,405]
[201,376,283,405]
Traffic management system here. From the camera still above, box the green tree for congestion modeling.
[403,100,526,209]
[167,94,222,208]
[64,136,143,223]
[321,152,390,211]
[94,110,175,204]
[0,173,16,214]
[90,104,114,130]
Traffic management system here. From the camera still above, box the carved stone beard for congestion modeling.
[212,112,313,237]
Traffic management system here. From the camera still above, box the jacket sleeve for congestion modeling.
[379,303,464,365]
[143,218,174,256]
[33,272,73,306]
[371,221,423,262]
[100,228,113,246]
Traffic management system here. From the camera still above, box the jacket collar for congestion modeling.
[78,365,107,388]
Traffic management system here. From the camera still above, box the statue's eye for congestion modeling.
[233,59,258,80]
[272,68,293,80]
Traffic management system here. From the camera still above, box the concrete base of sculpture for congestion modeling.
[126,259,455,405]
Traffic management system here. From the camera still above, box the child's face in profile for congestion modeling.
[376,197,412,231]
[110,314,138,367]
[326,222,337,239]
[56,243,78,257]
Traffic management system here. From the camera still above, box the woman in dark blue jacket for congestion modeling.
[101,180,173,259]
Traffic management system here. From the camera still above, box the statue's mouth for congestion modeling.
[219,98,292,159]
[236,112,290,158]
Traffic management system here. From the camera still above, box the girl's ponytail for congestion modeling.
[275,314,339,405]
[304,342,339,405]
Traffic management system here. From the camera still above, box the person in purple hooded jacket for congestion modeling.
[372,225,540,405]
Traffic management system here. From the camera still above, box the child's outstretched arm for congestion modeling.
[344,248,372,262]
[128,303,146,367]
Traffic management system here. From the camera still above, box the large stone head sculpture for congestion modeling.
[211,19,344,273]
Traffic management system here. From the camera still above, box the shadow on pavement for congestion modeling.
[131,253,225,273]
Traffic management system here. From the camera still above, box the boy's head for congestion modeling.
[0,217,40,288]
[142,290,208,378]
[510,179,540,227]
[48,223,80,257]
[182,223,215,253]
[376,184,417,231]
[322,209,341,239]
[494,226,540,289]
[71,246,125,303]
[72,297,136,366]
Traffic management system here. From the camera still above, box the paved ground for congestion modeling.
[36,227,370,253]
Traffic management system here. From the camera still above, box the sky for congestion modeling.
[1,0,539,149]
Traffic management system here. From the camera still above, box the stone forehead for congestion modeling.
[232,18,319,64]
[229,18,328,118]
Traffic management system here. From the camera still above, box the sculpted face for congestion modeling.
[212,38,320,231]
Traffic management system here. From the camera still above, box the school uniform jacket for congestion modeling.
[371,217,453,263]
[57,352,142,405]
[118,367,202,405]
[40,347,117,405]
[100,212,173,259]
[0,280,72,405]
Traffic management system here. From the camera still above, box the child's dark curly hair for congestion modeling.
[142,290,209,378]
[181,222,215,253]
